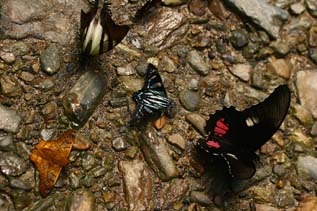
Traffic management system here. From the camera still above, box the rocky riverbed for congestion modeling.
[1,0,317,210]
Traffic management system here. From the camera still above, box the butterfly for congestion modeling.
[130,63,175,126]
[80,0,129,56]
[197,85,291,179]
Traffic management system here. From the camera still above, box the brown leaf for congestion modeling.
[30,130,74,197]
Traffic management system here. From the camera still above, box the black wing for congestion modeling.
[133,0,162,22]
[130,64,174,125]
[200,85,290,179]
[239,84,291,150]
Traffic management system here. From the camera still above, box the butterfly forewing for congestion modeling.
[240,84,291,150]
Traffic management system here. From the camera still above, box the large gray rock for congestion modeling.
[63,71,107,129]
[223,0,289,38]
[296,70,317,118]
[119,160,153,211]
[1,0,87,45]
[0,104,21,133]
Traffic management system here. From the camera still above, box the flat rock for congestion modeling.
[185,113,207,137]
[187,50,210,76]
[223,0,289,38]
[1,0,86,45]
[296,70,317,118]
[119,160,153,211]
[229,64,252,82]
[0,104,21,133]
[141,126,178,181]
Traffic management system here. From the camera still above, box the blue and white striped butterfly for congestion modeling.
[130,64,175,125]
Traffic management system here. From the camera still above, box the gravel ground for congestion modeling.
[1,0,317,210]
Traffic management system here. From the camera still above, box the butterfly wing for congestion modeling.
[130,64,174,125]
[133,0,162,22]
[239,84,291,151]
[100,1,129,51]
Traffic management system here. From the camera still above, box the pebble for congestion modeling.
[69,190,96,211]
[18,71,35,82]
[275,189,295,207]
[160,55,177,73]
[225,0,288,38]
[162,0,188,6]
[0,74,23,97]
[0,104,21,133]
[0,152,27,176]
[189,191,212,206]
[9,42,30,56]
[252,186,274,203]
[293,104,314,126]
[309,26,317,47]
[185,113,207,137]
[120,77,143,93]
[296,196,317,211]
[0,134,15,151]
[73,133,91,150]
[308,48,317,64]
[271,40,290,56]
[306,0,317,17]
[40,44,61,75]
[296,70,317,118]
[167,133,186,150]
[290,3,306,15]
[179,90,200,111]
[267,57,291,79]
[63,71,107,129]
[112,137,128,151]
[188,0,207,16]
[117,64,136,76]
[230,29,249,49]
[9,178,32,191]
[297,156,317,181]
[0,51,16,64]
[188,78,199,91]
[82,153,97,171]
[229,64,252,82]
[255,204,279,211]
[119,160,153,211]
[141,126,178,181]
[187,50,210,76]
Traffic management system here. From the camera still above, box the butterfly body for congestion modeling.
[130,64,175,125]
[80,0,129,56]
[198,85,290,179]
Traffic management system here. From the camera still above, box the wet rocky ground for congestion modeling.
[1,0,317,210]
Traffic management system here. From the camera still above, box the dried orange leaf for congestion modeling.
[152,115,167,130]
[30,130,74,197]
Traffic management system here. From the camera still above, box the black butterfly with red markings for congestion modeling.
[130,64,175,126]
[80,0,129,56]
[197,85,290,179]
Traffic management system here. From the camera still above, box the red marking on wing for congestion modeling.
[213,118,229,136]
[206,140,221,149]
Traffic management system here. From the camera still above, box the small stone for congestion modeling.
[18,71,34,82]
[0,104,21,133]
[296,70,317,118]
[255,204,279,211]
[160,55,177,73]
[252,186,273,203]
[188,0,207,16]
[275,189,295,207]
[185,113,207,137]
[0,74,23,97]
[296,196,317,211]
[40,129,56,141]
[82,153,96,171]
[306,0,317,17]
[297,156,317,181]
[179,90,200,111]
[120,77,143,93]
[290,3,306,15]
[189,191,212,206]
[117,64,136,76]
[9,42,30,56]
[9,178,32,191]
[188,78,199,91]
[40,44,61,75]
[293,104,314,126]
[112,137,128,151]
[0,52,15,64]
[152,115,167,130]
[0,152,27,176]
[0,134,15,151]
[309,26,317,47]
[267,57,291,79]
[308,48,317,64]
[167,134,186,150]
[125,146,139,160]
[69,190,95,211]
[73,133,91,150]
[271,40,290,56]
[230,29,249,49]
[103,192,115,203]
[273,164,286,177]
[229,64,252,82]
[187,50,210,76]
